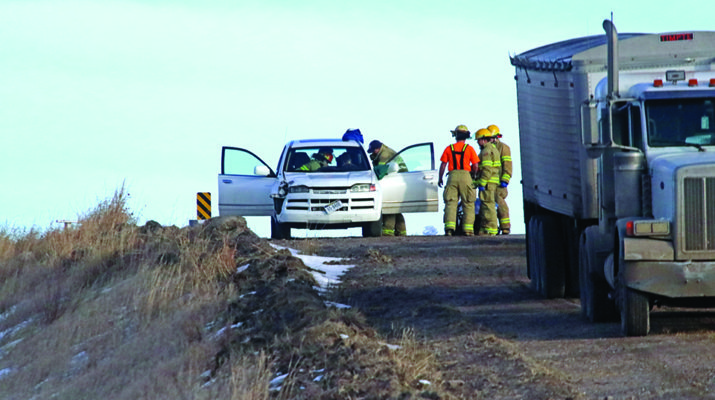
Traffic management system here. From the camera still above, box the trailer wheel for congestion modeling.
[565,222,581,298]
[271,216,291,240]
[539,215,566,298]
[578,227,617,322]
[619,284,650,336]
[527,216,540,293]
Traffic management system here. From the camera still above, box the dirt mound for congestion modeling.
[192,217,451,399]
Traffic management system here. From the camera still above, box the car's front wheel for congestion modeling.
[271,216,291,240]
[362,220,382,238]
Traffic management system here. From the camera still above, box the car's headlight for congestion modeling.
[351,183,376,192]
[288,185,310,194]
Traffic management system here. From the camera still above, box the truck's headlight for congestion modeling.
[351,183,376,192]
[626,220,670,236]
[288,185,310,194]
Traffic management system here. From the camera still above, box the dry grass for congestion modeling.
[0,187,456,399]
[0,188,268,399]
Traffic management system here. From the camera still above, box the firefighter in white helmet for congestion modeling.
[487,124,512,235]
[438,125,480,236]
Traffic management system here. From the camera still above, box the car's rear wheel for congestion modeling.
[362,219,382,238]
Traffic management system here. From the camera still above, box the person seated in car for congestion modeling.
[299,148,334,171]
[336,152,357,170]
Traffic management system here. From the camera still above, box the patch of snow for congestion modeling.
[269,244,355,289]
[339,334,349,339]
[0,318,32,342]
[313,375,323,382]
[0,368,12,379]
[236,263,250,273]
[239,291,256,298]
[422,226,439,236]
[269,372,288,391]
[419,379,431,385]
[0,306,16,323]
[380,342,402,350]
[324,301,351,309]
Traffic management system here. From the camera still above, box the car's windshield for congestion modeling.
[284,146,371,172]
[646,97,715,147]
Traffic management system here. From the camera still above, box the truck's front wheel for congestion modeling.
[619,283,650,336]
[579,227,617,322]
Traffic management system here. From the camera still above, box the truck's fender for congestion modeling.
[615,218,675,262]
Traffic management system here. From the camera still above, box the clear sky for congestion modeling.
[2,0,712,237]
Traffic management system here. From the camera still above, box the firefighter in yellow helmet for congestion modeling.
[368,140,408,236]
[475,128,501,236]
[438,125,479,236]
[299,148,334,171]
[487,124,512,234]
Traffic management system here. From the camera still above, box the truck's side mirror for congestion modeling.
[581,103,603,158]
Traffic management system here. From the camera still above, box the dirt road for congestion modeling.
[280,234,715,400]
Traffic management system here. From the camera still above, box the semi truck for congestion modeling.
[511,20,715,336]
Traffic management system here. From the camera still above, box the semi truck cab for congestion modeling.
[512,21,715,336]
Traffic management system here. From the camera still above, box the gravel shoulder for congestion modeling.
[279,234,715,400]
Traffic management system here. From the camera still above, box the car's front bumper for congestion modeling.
[276,192,381,226]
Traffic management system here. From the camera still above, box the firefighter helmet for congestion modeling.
[450,124,471,138]
[476,128,493,139]
[487,124,500,135]
[318,147,334,163]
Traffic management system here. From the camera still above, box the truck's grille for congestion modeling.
[683,177,715,251]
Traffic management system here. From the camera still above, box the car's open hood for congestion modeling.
[284,170,375,187]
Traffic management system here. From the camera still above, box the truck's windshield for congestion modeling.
[646,98,715,147]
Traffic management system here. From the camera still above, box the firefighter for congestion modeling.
[475,128,501,236]
[299,148,334,171]
[368,140,408,236]
[438,125,480,236]
[487,124,512,234]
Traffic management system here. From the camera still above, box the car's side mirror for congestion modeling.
[254,165,271,176]
[386,162,400,175]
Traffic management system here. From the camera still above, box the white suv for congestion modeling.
[218,138,438,239]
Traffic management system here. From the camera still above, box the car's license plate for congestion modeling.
[324,200,343,214]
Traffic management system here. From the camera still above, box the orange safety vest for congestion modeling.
[445,143,476,171]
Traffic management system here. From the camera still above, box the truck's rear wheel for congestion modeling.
[620,284,650,336]
[539,215,566,298]
[579,227,617,322]
[528,215,565,298]
[527,217,541,292]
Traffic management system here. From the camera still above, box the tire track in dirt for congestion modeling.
[282,235,715,399]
